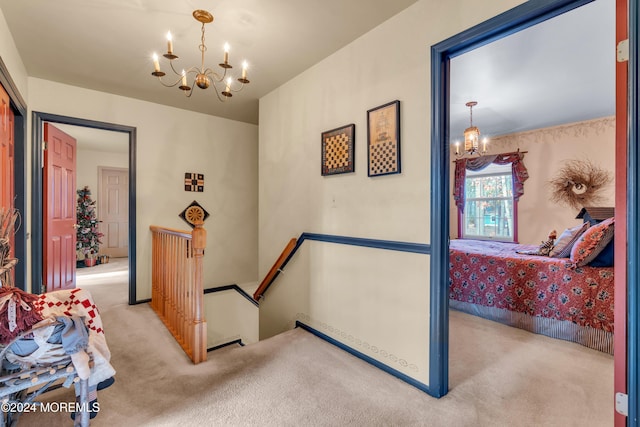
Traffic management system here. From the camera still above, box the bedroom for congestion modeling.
[446,0,616,376]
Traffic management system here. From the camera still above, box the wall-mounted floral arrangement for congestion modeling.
[548,159,612,210]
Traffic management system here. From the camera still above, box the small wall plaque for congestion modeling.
[185,173,204,192]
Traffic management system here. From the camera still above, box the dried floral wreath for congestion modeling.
[549,159,612,210]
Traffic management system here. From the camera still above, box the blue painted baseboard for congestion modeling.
[295,321,434,397]
[207,339,244,352]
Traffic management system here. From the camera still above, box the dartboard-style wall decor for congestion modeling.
[179,200,210,228]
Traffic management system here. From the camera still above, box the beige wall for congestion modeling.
[0,8,27,101]
[258,0,525,388]
[204,289,259,348]
[76,146,129,206]
[26,78,259,299]
[449,117,616,244]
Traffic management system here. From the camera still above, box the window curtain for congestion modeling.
[453,151,529,212]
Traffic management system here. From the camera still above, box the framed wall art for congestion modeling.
[367,100,400,177]
[321,123,355,176]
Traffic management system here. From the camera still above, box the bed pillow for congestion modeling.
[570,217,615,267]
[588,239,614,267]
[549,222,589,258]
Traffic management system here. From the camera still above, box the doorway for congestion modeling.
[429,0,637,421]
[32,112,138,304]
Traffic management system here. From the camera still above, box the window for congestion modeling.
[461,162,515,242]
[453,152,528,242]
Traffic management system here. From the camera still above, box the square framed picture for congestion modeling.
[321,123,355,176]
[367,100,400,177]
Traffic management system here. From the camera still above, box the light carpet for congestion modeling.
[18,259,613,426]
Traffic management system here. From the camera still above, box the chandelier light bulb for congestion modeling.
[166,31,173,54]
[223,43,230,64]
[152,53,160,72]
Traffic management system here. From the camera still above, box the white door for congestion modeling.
[98,167,128,257]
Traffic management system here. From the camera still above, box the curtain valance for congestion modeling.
[453,151,529,212]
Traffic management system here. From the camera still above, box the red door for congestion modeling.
[43,123,77,292]
[614,0,627,425]
[1,83,15,286]
[1,83,13,210]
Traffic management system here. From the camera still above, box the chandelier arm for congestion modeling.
[203,68,225,83]
[222,81,245,93]
[209,84,227,102]
[168,60,184,77]
[202,67,245,93]
[182,82,195,98]
[156,75,186,88]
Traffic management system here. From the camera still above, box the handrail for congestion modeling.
[253,233,430,301]
[253,238,297,301]
[149,220,207,364]
[149,224,192,239]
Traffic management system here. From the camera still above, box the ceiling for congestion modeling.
[54,124,129,153]
[1,0,615,139]
[450,0,615,141]
[0,0,419,125]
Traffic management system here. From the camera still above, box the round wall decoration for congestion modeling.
[178,200,210,228]
[548,159,612,210]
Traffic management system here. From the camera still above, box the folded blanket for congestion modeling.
[7,288,117,388]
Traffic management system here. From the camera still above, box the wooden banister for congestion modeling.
[253,238,298,302]
[150,220,207,364]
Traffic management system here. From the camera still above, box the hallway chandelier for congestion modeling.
[151,9,250,101]
[455,101,488,157]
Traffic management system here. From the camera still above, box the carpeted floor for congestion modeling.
[18,260,613,426]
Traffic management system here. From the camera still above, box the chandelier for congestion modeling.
[151,10,250,101]
[455,101,488,157]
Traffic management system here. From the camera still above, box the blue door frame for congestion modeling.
[430,0,638,424]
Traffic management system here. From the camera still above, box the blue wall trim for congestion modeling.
[204,284,259,307]
[301,233,430,254]
[295,321,432,396]
[207,338,244,352]
[628,0,639,423]
[430,0,597,400]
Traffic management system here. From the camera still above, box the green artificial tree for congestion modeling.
[76,186,103,262]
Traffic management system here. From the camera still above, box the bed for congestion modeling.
[449,239,614,354]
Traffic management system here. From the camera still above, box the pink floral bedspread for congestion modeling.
[449,239,614,332]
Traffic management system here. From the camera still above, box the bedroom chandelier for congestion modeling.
[150,9,250,101]
[455,101,488,157]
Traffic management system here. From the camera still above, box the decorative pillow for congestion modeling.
[549,222,589,258]
[570,217,615,267]
[588,239,614,267]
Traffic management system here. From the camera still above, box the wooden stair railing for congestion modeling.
[253,238,298,302]
[150,220,207,364]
